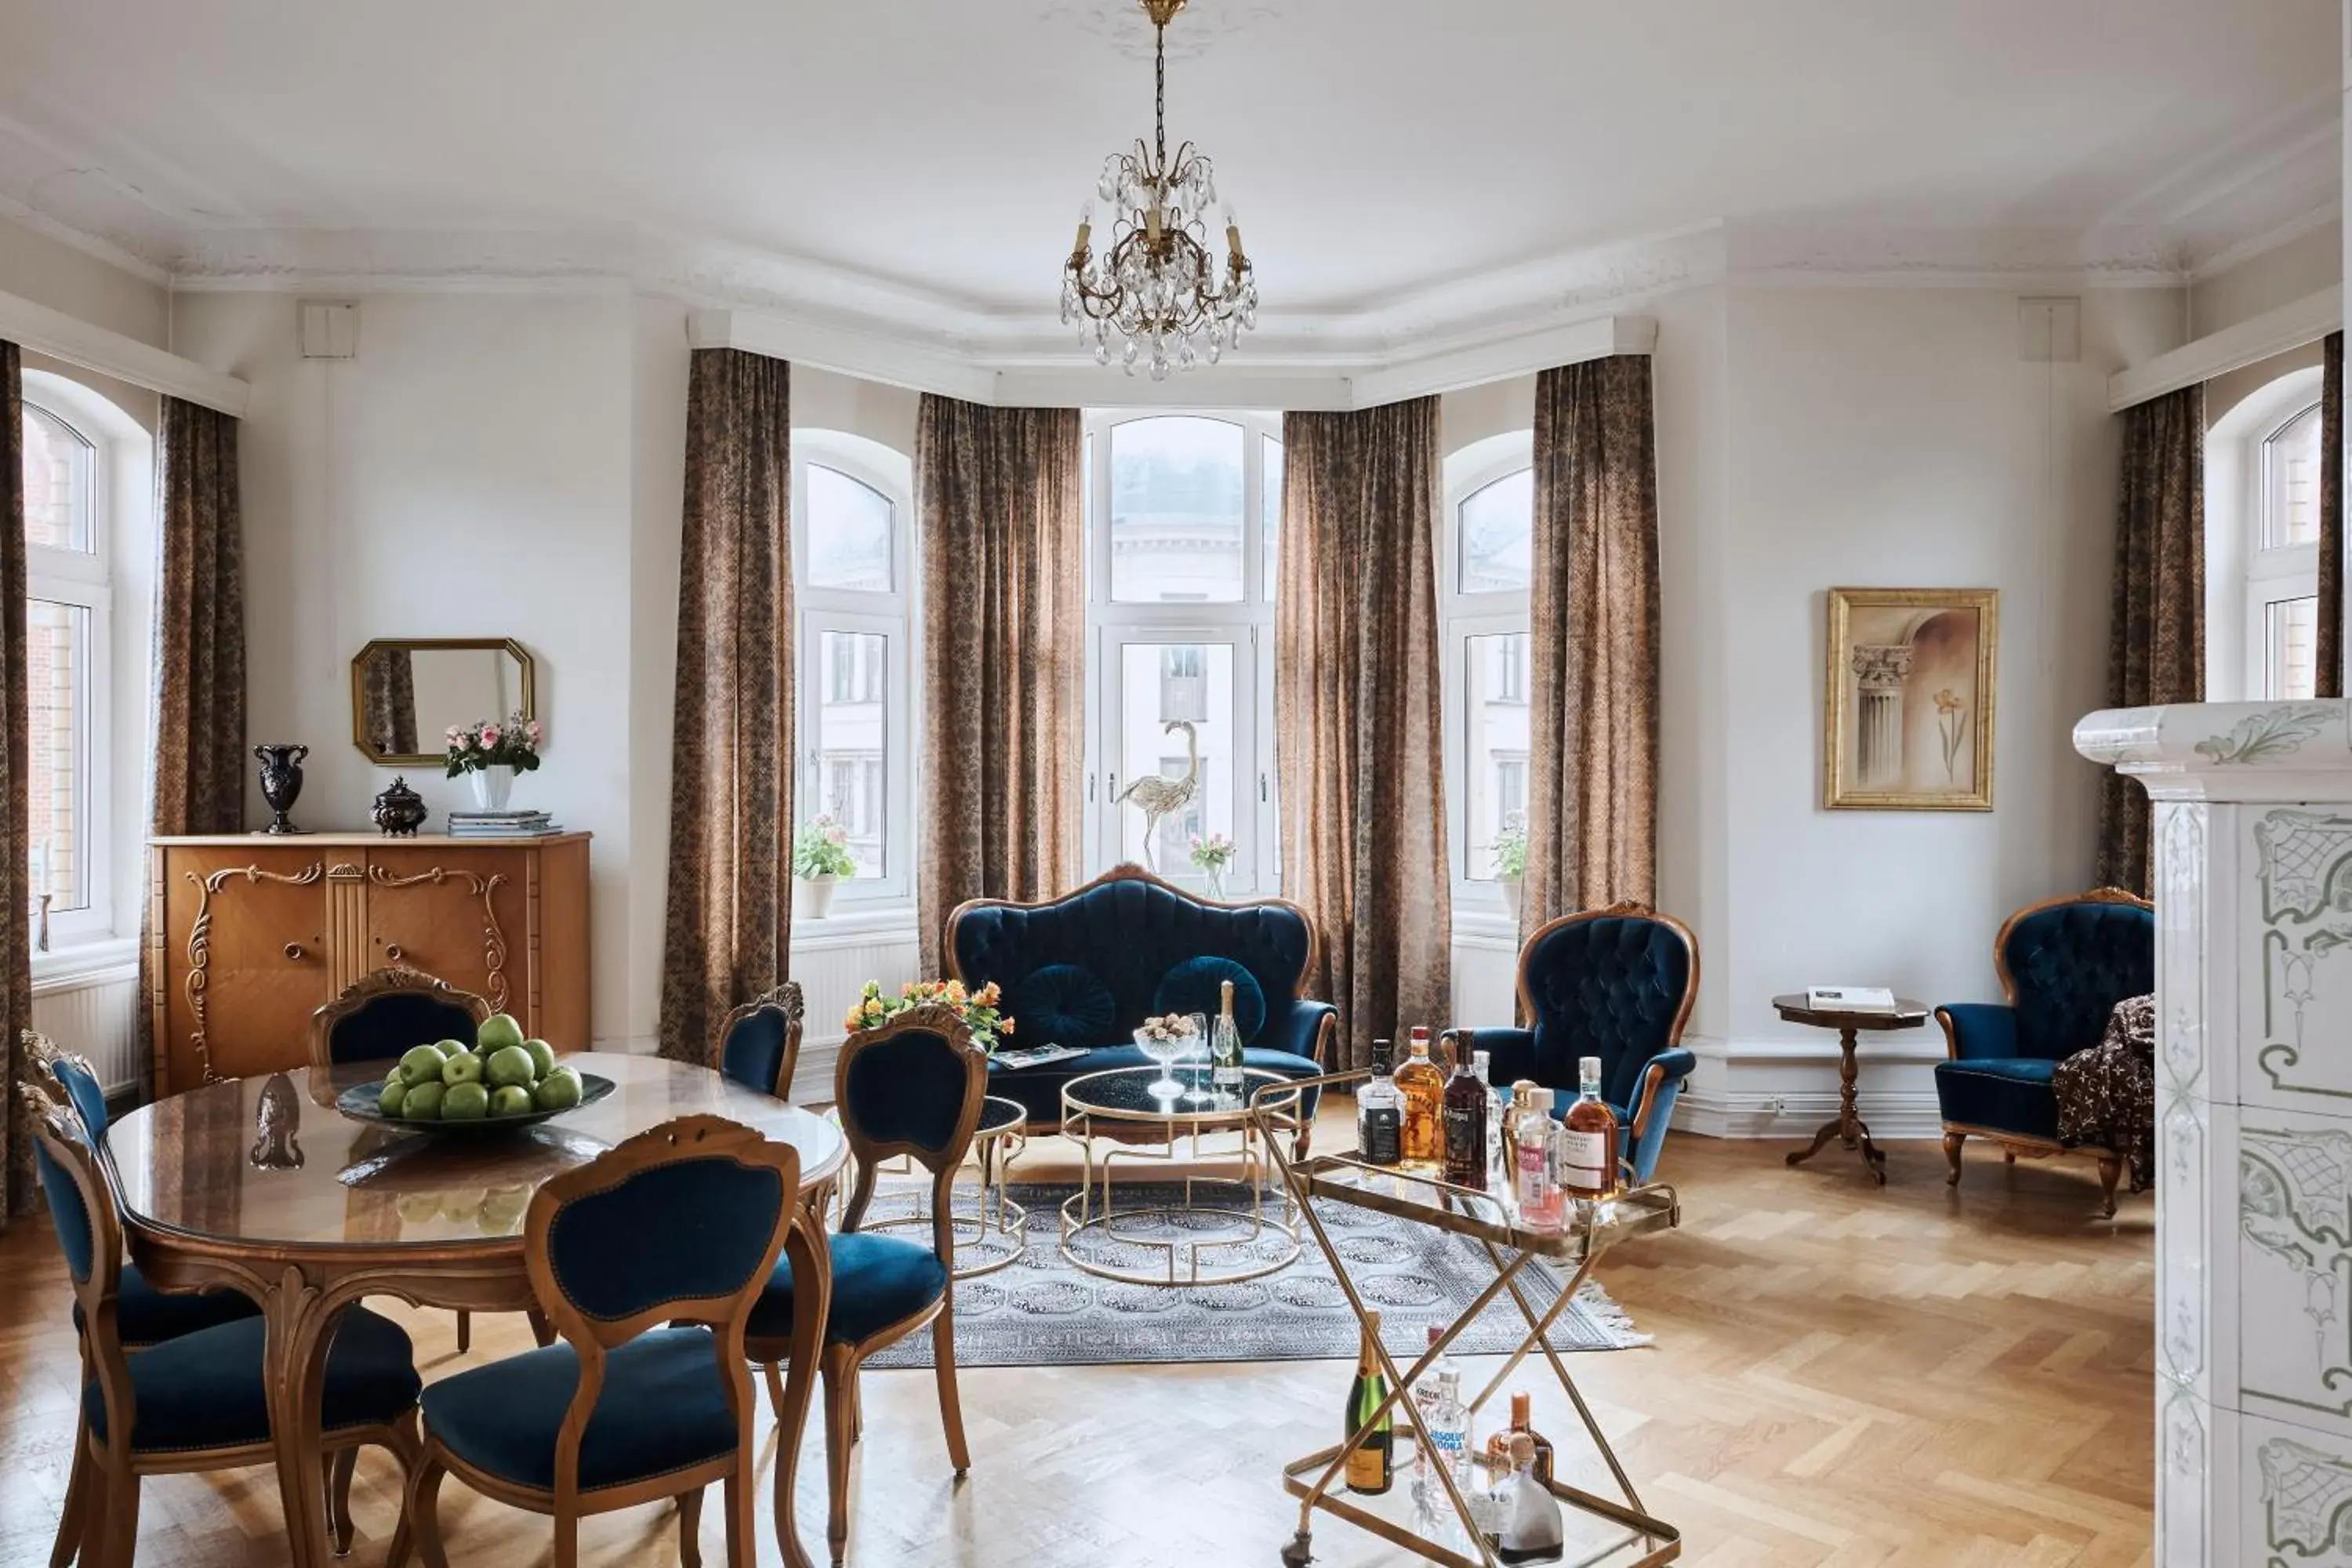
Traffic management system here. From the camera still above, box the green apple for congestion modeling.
[477,1013,526,1055]
[378,1080,409,1117]
[485,1044,536,1090]
[435,1037,470,1058]
[441,1051,486,1087]
[489,1083,534,1118]
[442,1080,490,1120]
[533,1065,583,1112]
[523,1038,557,1078]
[402,1080,446,1120]
[399,1044,448,1083]
[395,1192,441,1224]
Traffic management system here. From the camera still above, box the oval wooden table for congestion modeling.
[106,1052,848,1568]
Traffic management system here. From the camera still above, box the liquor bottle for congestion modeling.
[1481,1390,1555,1487]
[1344,1311,1394,1495]
[1410,1323,1469,1528]
[1443,1046,1489,1190]
[1358,1039,1403,1167]
[1210,978,1246,1092]
[1473,1050,1505,1189]
[1514,1086,1563,1234]
[1396,1027,1446,1172]
[1559,1054,1621,1203]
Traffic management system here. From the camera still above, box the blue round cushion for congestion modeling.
[1007,964,1117,1047]
[1152,957,1267,1044]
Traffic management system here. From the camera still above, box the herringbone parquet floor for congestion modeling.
[0,1125,2153,1567]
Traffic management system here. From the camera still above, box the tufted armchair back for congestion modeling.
[946,867,1317,1048]
[310,967,492,1069]
[1996,891,2155,1061]
[1516,907,1697,1112]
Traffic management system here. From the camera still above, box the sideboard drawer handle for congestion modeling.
[283,942,304,960]
[386,943,405,963]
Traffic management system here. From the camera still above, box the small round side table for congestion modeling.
[1772,993,1929,1184]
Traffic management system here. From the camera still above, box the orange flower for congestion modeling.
[1000,1017,1015,1035]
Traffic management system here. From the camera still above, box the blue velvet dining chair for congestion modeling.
[1455,902,1700,1186]
[406,1115,825,1568]
[745,1004,983,1568]
[1935,887,2155,1218]
[28,1089,425,1568]
[714,981,805,1098]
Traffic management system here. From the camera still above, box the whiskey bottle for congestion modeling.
[1481,1390,1555,1487]
[1344,1311,1394,1495]
[1559,1054,1621,1202]
[1442,1044,1489,1190]
[1396,1026,1446,1172]
[1210,978,1246,1091]
[1357,1039,1403,1166]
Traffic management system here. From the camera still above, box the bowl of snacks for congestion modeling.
[336,1012,613,1135]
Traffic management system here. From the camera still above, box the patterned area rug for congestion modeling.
[861,1180,1649,1370]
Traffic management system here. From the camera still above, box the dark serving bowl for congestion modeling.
[335,1072,617,1136]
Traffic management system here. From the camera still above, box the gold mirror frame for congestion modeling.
[350,637,537,767]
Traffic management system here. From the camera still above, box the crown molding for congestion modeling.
[0,283,246,416]
[2107,284,2342,412]
[1724,221,2187,289]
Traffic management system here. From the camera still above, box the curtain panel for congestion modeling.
[1523,355,1661,936]
[0,343,29,1218]
[2094,385,2204,896]
[915,396,1085,978]
[658,348,793,1064]
[2319,330,2343,701]
[1276,397,1450,1071]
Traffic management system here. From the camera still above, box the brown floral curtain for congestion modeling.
[658,349,793,1062]
[916,396,1084,978]
[1,343,31,1218]
[356,644,417,756]
[1276,398,1450,1070]
[2319,331,2343,701]
[2094,385,2203,896]
[1523,356,1661,935]
[151,395,248,835]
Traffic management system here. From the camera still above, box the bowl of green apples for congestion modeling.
[336,1012,614,1135]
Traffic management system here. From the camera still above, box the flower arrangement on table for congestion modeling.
[1187,832,1236,897]
[793,815,858,880]
[844,978,1013,1053]
[445,713,543,779]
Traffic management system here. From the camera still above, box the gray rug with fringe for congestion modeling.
[860,1180,1648,1370]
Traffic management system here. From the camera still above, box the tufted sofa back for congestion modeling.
[1519,912,1695,1110]
[946,873,1316,1047]
[1998,897,2154,1061]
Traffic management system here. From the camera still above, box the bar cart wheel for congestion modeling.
[1279,1530,1316,1566]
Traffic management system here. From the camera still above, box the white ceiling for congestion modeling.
[0,0,2338,355]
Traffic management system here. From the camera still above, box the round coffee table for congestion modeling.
[865,1093,1031,1278]
[1773,993,1930,1183]
[1058,1065,1305,1287]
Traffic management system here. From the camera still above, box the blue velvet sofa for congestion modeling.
[945,866,1337,1132]
[1460,903,1699,1186]
[1934,887,2154,1218]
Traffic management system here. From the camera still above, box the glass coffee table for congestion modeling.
[864,1093,1030,1278]
[1058,1065,1305,1287]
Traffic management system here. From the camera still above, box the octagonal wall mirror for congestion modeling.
[351,637,536,765]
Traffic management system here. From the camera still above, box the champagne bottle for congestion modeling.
[1344,1311,1394,1495]
[1560,1054,1621,1202]
[1211,978,1246,1091]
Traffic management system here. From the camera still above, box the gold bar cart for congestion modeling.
[1256,1070,1683,1568]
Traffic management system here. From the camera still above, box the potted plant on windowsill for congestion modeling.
[1493,814,1528,921]
[445,713,542,811]
[793,815,856,920]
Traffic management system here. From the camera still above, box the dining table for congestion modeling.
[103,1051,848,1568]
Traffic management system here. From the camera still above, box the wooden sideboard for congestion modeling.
[147,833,591,1094]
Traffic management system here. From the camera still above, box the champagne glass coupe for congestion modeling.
[1181,1012,1212,1102]
[1140,1028,1186,1102]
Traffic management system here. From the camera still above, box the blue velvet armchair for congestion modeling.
[1934,887,2154,1218]
[945,864,1338,1138]
[1462,904,1700,1186]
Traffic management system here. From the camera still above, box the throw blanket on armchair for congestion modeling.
[2053,993,2155,1192]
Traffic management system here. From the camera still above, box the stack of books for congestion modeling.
[446,808,561,838]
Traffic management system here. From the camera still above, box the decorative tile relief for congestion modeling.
[2201,706,2345,767]
[2250,1413,2352,1566]
[2160,802,2211,1103]
[2165,1385,2210,1568]
[2244,1115,2352,1427]
[2165,1088,2210,1396]
[2251,811,2352,1106]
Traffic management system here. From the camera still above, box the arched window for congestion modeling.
[2236,394,2325,701]
[793,431,913,908]
[1443,434,1533,913]
[1083,410,1282,892]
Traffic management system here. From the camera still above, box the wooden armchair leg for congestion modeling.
[2096,1156,2122,1220]
[1942,1132,1965,1186]
[327,1446,358,1555]
[49,1419,93,1568]
[677,1485,704,1568]
[455,1310,471,1354]
[822,1346,859,1567]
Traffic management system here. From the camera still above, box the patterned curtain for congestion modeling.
[1,343,31,1218]
[1276,398,1450,1070]
[658,349,793,1063]
[151,396,248,834]
[915,396,1084,978]
[356,644,417,756]
[1523,356,1661,935]
[2319,331,2343,701]
[2094,385,2203,896]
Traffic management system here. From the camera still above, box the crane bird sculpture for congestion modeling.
[1116,720,1200,872]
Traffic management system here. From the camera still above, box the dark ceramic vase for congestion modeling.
[253,743,310,835]
[371,775,429,837]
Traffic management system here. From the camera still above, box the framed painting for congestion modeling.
[1823,587,1998,811]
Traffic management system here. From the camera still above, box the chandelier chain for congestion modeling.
[1154,16,1167,169]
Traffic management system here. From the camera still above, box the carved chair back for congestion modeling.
[25,1026,111,1141]
[716,982,806,1099]
[831,1006,988,1263]
[1512,901,1700,1109]
[1992,888,2156,1062]
[308,965,493,1072]
[30,1091,138,1455]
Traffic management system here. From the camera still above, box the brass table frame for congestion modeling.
[865,1094,1032,1278]
[1258,1071,1682,1568]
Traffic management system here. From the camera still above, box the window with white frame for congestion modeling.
[1443,434,1534,910]
[793,431,914,906]
[21,391,116,948]
[1083,411,1282,893]
[2249,399,2323,701]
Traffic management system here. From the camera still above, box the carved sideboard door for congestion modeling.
[159,848,335,1084]
[361,848,532,1020]
[2078,699,2352,1568]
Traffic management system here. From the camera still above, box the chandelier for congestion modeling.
[1061,0,1258,378]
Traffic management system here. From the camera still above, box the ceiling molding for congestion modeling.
[688,306,995,403]
[2107,284,2341,412]
[1724,222,2187,289]
[0,284,246,416]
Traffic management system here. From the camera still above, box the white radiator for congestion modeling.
[787,923,922,1101]
[32,960,146,1094]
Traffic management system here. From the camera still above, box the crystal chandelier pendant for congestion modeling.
[1060,0,1257,376]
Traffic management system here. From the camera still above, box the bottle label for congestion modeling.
[1559,1128,1610,1191]
[1515,1141,1552,1209]
[1345,1441,1388,1492]
[1360,1106,1401,1166]
[1443,1105,1483,1176]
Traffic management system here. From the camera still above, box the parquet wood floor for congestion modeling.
[0,1125,2153,1567]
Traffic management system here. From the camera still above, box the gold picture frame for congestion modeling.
[1822,587,1997,811]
